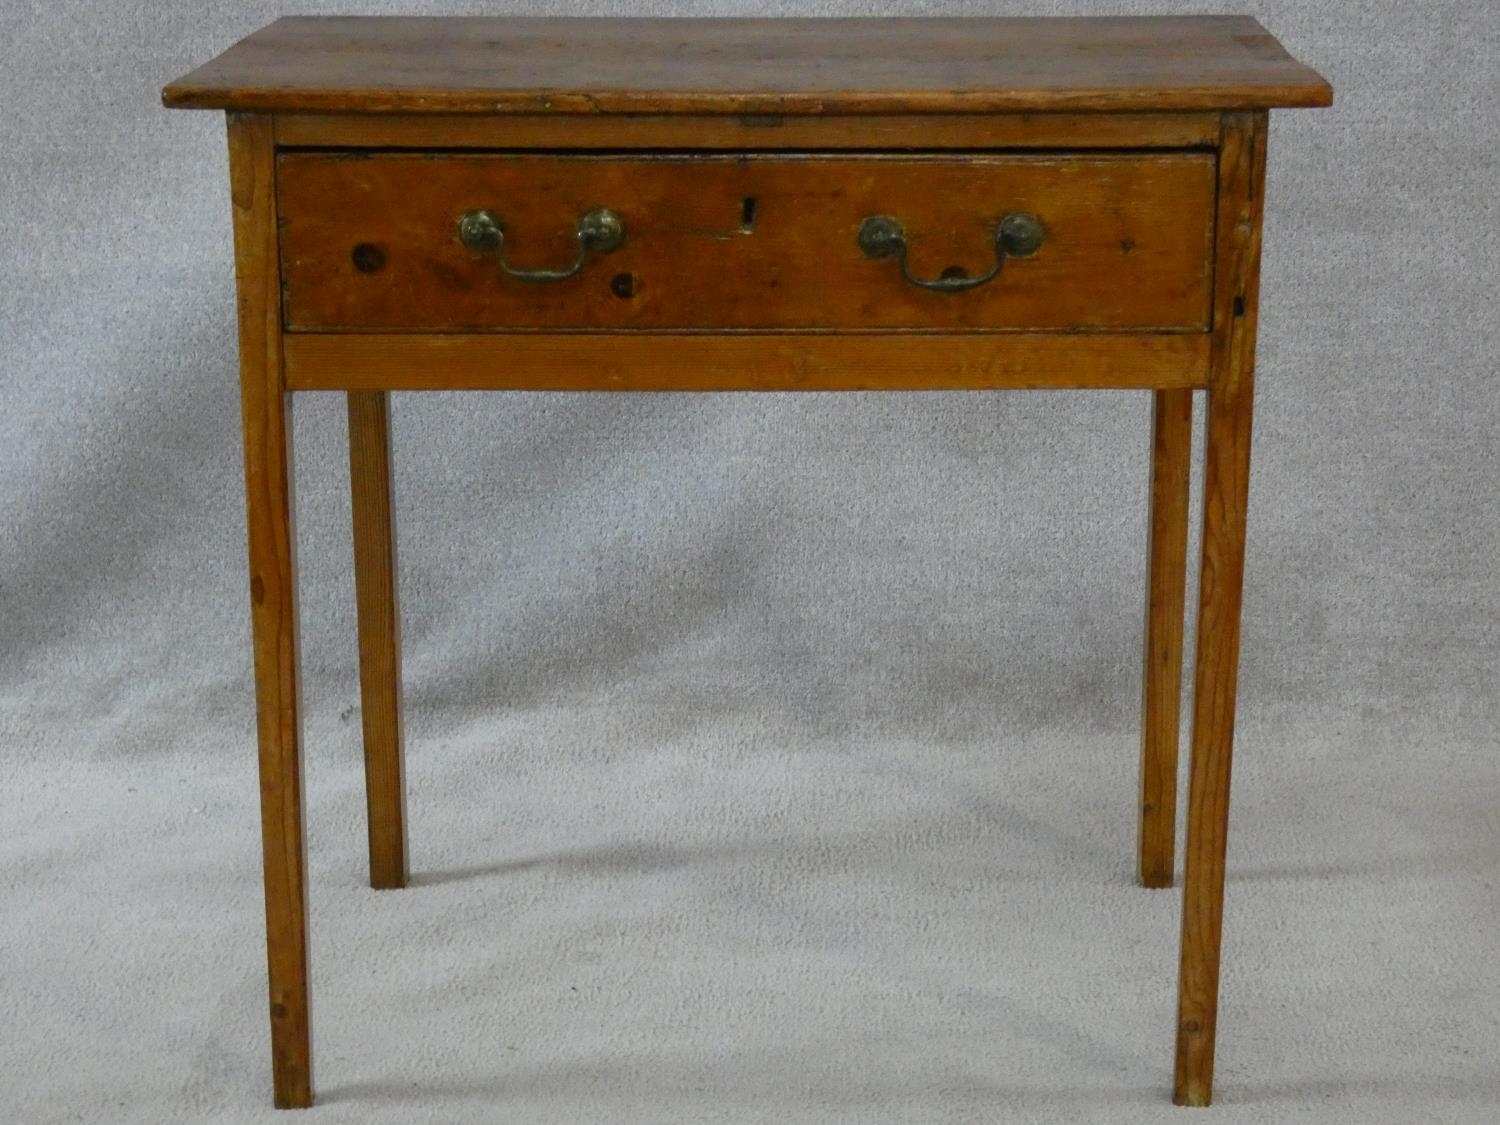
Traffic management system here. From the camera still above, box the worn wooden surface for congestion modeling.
[162,16,1331,115]
[171,14,1331,1109]
[1173,110,1268,1108]
[278,153,1215,333]
[1139,388,1193,890]
[347,391,408,892]
[272,111,1222,151]
[283,332,1210,393]
[227,113,313,1110]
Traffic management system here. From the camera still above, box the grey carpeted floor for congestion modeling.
[2,2,1498,1123]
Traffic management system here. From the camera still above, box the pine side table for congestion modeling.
[163,16,1330,1110]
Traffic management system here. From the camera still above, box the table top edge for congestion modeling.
[161,15,1333,117]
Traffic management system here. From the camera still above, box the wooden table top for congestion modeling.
[162,16,1331,116]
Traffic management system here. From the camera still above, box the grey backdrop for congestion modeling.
[2,1,1497,1123]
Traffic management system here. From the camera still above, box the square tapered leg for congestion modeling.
[348,390,408,890]
[229,113,314,1108]
[1172,109,1267,1109]
[1139,388,1193,888]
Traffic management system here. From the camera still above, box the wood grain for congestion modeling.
[162,16,1332,115]
[277,153,1216,333]
[273,111,1221,151]
[347,391,408,891]
[1173,110,1268,1108]
[176,15,1329,1101]
[283,332,1211,393]
[1139,388,1192,889]
[227,113,313,1110]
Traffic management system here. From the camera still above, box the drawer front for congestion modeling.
[277,153,1215,332]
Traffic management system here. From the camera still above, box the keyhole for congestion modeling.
[610,272,641,299]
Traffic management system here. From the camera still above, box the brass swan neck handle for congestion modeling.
[458,207,625,283]
[856,212,1044,293]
